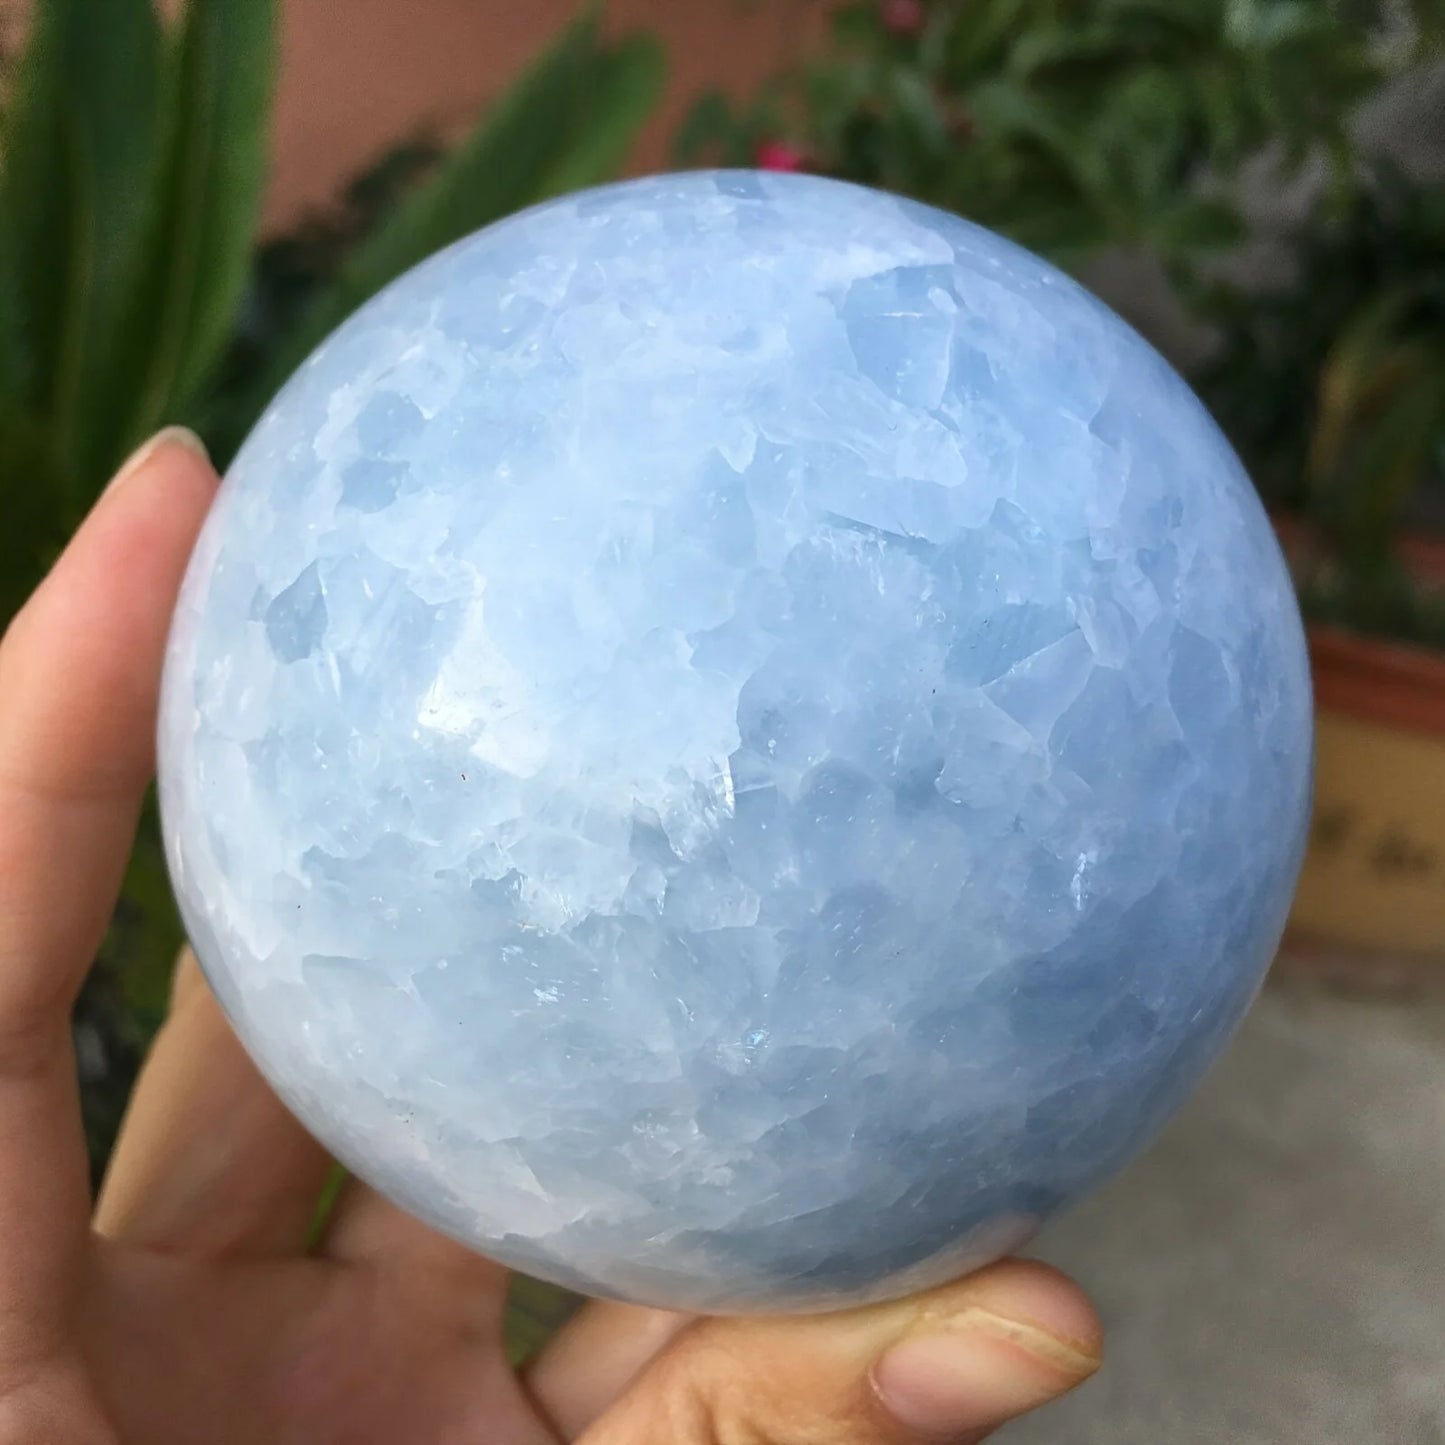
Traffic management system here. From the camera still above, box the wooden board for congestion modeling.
[1291,708,1445,959]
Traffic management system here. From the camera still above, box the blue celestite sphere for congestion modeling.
[159,171,1312,1312]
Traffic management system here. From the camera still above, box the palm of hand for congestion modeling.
[86,1228,538,1445]
[84,958,581,1445]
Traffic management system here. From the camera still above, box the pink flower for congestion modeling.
[756,139,807,173]
[881,0,925,35]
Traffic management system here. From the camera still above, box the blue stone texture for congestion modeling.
[159,172,1313,1313]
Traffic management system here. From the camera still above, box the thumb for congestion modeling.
[575,1259,1101,1445]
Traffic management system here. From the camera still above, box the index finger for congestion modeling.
[0,430,214,1367]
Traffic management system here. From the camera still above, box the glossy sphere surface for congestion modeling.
[159,172,1312,1312]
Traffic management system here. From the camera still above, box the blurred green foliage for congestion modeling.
[0,0,274,622]
[678,0,1420,283]
[679,0,1445,642]
[1198,163,1445,646]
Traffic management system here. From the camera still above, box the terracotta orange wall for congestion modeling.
[0,0,814,229]
[264,0,817,231]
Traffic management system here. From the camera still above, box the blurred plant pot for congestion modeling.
[1272,516,1445,986]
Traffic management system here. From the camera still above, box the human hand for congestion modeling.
[0,432,1102,1444]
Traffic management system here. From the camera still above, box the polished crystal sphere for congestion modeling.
[159,172,1312,1312]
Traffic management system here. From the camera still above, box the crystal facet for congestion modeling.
[159,172,1313,1312]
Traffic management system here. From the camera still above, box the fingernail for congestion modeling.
[107,426,210,496]
[873,1308,1100,1439]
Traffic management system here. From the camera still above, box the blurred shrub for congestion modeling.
[0,0,663,1175]
[678,0,1424,285]
[1200,163,1445,646]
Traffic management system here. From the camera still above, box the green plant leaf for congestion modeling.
[1150,196,1246,254]
[966,76,1082,169]
[0,2,69,621]
[126,0,277,452]
[224,17,663,443]
[51,0,168,494]
[831,3,886,48]
[672,90,739,165]
[0,0,70,421]
[886,65,950,152]
[530,35,666,198]
[1007,13,1203,83]
[305,1163,350,1249]
[1224,0,1323,48]
[0,0,164,504]
[503,1276,582,1366]
[1308,287,1418,485]
[1314,355,1445,584]
[944,0,1038,78]
[114,802,186,1029]
[0,416,66,628]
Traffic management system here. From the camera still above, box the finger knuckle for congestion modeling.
[608,1350,763,1445]
[641,1342,846,1445]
